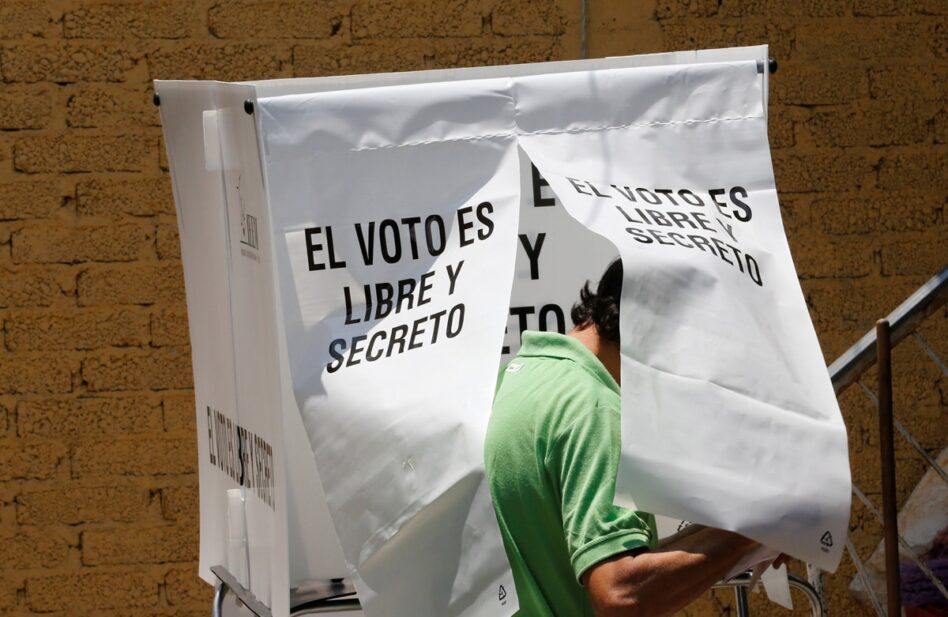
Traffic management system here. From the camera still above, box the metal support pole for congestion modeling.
[876,319,901,617]
[212,581,229,617]
[806,564,828,617]
[735,585,750,617]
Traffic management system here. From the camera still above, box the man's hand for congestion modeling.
[582,526,760,617]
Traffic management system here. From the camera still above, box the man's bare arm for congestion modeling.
[582,526,758,617]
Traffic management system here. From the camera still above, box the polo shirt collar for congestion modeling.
[517,330,620,395]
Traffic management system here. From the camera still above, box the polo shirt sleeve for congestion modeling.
[549,404,654,582]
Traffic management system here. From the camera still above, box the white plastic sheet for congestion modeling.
[259,78,522,617]
[517,61,851,571]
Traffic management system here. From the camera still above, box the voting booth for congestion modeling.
[156,45,850,617]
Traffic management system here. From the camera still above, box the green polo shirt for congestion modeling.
[485,331,656,617]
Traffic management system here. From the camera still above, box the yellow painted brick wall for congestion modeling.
[0,1,944,616]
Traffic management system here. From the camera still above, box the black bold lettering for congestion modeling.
[476,201,494,240]
[615,205,645,224]
[375,283,394,320]
[692,212,716,232]
[616,206,645,225]
[646,228,674,246]
[446,304,465,338]
[446,260,464,295]
[611,185,636,202]
[667,211,697,229]
[538,304,566,333]
[366,331,386,362]
[567,177,592,196]
[355,222,375,265]
[401,216,422,259]
[207,406,216,465]
[396,277,416,312]
[425,215,446,255]
[324,226,347,269]
[625,227,654,243]
[655,189,679,206]
[678,189,704,207]
[532,165,556,207]
[346,335,367,367]
[708,189,730,218]
[417,271,434,306]
[510,305,535,335]
[667,232,693,248]
[730,244,745,273]
[710,237,733,265]
[689,234,716,255]
[386,325,409,357]
[729,186,752,222]
[457,206,475,246]
[304,227,326,271]
[636,188,661,205]
[518,233,545,280]
[343,286,361,325]
[326,338,346,373]
[587,181,611,198]
[647,209,671,227]
[428,309,447,344]
[746,253,763,286]
[379,219,402,263]
[408,316,427,350]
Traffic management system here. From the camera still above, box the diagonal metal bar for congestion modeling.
[857,380,948,485]
[852,484,948,601]
[847,537,888,617]
[829,267,947,395]
[913,332,948,376]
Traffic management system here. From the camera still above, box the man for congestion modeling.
[485,260,768,617]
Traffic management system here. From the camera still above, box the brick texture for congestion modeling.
[66,85,162,129]
[83,524,198,565]
[17,395,163,437]
[71,433,196,477]
[14,133,153,173]
[77,178,175,218]
[0,1,54,39]
[17,484,150,525]
[208,1,346,39]
[11,222,154,264]
[0,86,53,130]
[0,526,72,570]
[0,180,61,220]
[63,1,197,39]
[0,2,944,617]
[27,570,159,611]
[1,43,138,83]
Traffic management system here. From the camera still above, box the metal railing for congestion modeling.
[826,266,948,617]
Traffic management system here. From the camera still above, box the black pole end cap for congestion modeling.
[153,92,161,107]
[244,99,255,115]
[768,57,778,74]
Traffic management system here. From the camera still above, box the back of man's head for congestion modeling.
[570,259,622,344]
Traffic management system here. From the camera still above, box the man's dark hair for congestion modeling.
[570,259,622,343]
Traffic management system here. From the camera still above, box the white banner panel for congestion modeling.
[157,83,291,616]
[258,79,521,617]
[517,61,850,571]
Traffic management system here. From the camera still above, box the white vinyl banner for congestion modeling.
[516,61,851,571]
[259,79,521,617]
